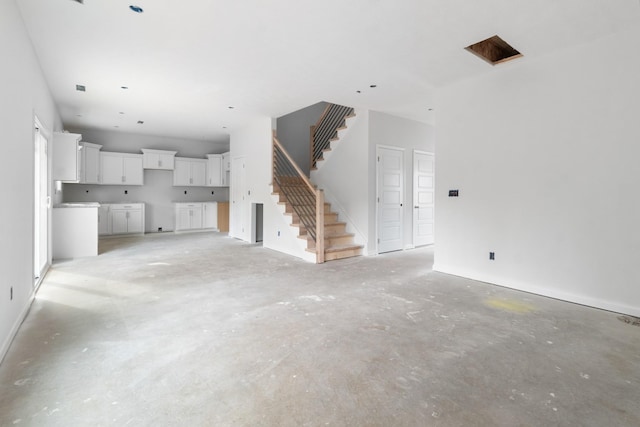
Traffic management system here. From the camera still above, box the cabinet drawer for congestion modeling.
[110,203,143,210]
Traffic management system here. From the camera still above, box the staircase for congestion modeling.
[272,134,363,263]
[311,104,355,171]
[271,177,363,262]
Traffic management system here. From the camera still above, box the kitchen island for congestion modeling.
[52,203,99,259]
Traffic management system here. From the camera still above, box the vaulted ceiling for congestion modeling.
[16,0,640,142]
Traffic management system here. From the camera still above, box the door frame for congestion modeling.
[375,145,405,255]
[33,115,51,290]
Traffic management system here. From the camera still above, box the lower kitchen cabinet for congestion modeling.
[175,202,218,231]
[100,203,145,235]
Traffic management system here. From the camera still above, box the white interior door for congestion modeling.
[377,146,404,253]
[34,122,49,282]
[231,157,247,240]
[413,151,434,247]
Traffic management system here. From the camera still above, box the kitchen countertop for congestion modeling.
[54,202,101,208]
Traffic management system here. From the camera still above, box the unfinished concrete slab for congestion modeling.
[1,233,639,426]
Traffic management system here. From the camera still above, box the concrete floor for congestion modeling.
[1,233,639,426]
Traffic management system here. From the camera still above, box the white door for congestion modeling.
[34,123,49,282]
[413,151,435,247]
[231,157,247,240]
[377,146,404,253]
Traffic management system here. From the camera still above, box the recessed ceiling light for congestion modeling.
[356,90,361,94]
[121,86,128,90]
[369,84,377,88]
[119,112,125,114]
[228,106,234,109]
[114,126,119,128]
[428,108,434,111]
[71,0,84,4]
[222,126,227,129]
[76,84,86,92]
[76,114,82,117]
[137,120,144,124]
[129,5,143,13]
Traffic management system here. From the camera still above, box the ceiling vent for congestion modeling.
[466,35,522,65]
[76,84,86,92]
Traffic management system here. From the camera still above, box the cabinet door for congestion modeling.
[101,153,124,184]
[207,156,222,186]
[84,146,101,184]
[190,207,203,229]
[158,153,175,170]
[143,152,160,169]
[191,161,207,186]
[175,207,191,230]
[203,203,217,229]
[98,205,110,235]
[126,209,144,233]
[222,153,230,172]
[111,210,128,234]
[173,159,191,186]
[123,155,143,185]
[53,133,81,181]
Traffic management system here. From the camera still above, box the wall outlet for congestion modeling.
[124,190,128,195]
[158,227,163,232]
[184,190,187,194]
[489,252,495,260]
[10,286,13,300]
[449,189,459,197]
[277,230,280,237]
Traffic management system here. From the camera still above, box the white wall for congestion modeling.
[62,128,229,232]
[0,0,63,362]
[369,111,435,250]
[435,26,640,316]
[276,102,327,175]
[312,110,371,253]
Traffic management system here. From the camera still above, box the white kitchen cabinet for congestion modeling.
[141,148,176,170]
[206,154,223,187]
[79,142,102,184]
[109,203,144,234]
[101,152,144,185]
[173,157,207,186]
[175,203,203,231]
[203,202,218,229]
[222,152,230,171]
[221,152,230,186]
[53,132,81,182]
[98,204,111,235]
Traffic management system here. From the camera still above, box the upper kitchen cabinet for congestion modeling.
[221,152,231,186]
[141,149,177,170]
[173,157,207,186]
[101,152,144,185]
[53,132,81,182]
[78,142,102,184]
[206,154,223,187]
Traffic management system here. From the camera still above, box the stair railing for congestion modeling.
[273,136,325,263]
[310,103,355,170]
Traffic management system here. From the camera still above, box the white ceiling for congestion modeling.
[16,0,640,143]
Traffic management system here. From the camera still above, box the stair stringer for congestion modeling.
[269,187,316,263]
[313,111,358,172]
[318,187,368,252]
